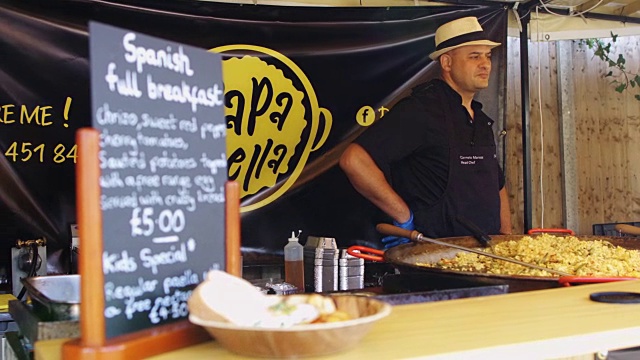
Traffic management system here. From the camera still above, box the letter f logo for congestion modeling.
[356,105,375,126]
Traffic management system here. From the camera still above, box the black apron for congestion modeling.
[416,106,501,238]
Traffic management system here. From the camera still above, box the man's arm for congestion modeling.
[499,186,512,234]
[339,143,411,224]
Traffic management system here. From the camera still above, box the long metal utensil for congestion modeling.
[614,224,640,236]
[456,215,493,248]
[376,224,572,277]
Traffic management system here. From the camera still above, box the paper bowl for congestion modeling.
[189,295,391,358]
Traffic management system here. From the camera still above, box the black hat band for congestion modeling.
[436,30,489,51]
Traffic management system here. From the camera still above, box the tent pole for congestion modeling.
[519,11,533,232]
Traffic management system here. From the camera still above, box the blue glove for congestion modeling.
[381,211,414,249]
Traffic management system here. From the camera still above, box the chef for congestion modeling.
[339,16,512,249]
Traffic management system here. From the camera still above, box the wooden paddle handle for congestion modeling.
[614,224,640,236]
[375,223,421,242]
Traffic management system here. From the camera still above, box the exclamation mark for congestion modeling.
[63,97,71,128]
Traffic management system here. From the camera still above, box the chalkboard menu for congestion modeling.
[89,22,226,338]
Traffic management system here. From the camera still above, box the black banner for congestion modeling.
[0,0,507,255]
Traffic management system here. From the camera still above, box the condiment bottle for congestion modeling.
[284,230,304,293]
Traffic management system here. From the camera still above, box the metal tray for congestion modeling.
[21,274,80,321]
[8,300,79,344]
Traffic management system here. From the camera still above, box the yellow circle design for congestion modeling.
[210,45,332,213]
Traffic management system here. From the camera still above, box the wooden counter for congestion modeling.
[36,280,640,359]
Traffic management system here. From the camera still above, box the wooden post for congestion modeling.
[225,181,241,277]
[75,128,105,348]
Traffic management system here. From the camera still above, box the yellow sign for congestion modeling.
[211,45,332,213]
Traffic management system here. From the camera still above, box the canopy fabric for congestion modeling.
[213,0,640,40]
[525,12,640,40]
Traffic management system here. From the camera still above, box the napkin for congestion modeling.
[0,294,18,312]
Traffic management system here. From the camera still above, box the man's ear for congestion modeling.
[439,53,451,72]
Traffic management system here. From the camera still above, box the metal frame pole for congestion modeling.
[519,11,533,232]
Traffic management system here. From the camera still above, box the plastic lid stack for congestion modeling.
[338,249,364,291]
[303,236,338,293]
[303,236,365,293]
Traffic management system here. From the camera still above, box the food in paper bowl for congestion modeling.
[188,270,391,358]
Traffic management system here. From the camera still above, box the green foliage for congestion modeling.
[582,33,640,101]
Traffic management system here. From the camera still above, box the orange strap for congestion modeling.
[528,228,575,235]
[347,245,385,262]
[558,276,637,287]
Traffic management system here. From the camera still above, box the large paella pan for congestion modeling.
[348,230,640,293]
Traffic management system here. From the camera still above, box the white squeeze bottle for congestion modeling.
[284,230,305,293]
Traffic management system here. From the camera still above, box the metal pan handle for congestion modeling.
[456,215,492,247]
[528,228,575,235]
[347,245,385,262]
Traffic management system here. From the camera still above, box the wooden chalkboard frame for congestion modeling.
[62,128,241,359]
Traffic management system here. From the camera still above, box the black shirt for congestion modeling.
[356,79,504,229]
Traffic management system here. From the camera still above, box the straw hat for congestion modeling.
[429,17,501,60]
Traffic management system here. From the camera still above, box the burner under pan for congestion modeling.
[373,284,508,305]
[380,272,507,293]
[330,272,509,306]
[374,273,509,305]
